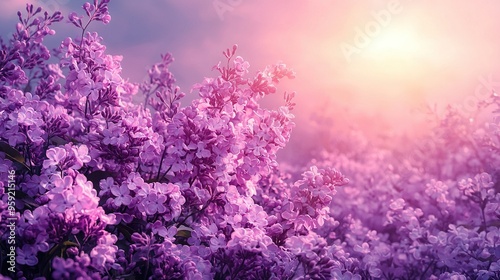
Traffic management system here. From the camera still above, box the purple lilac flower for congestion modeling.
[1,1,499,279]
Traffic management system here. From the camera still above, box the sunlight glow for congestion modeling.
[363,25,429,60]
[357,24,436,83]
[337,21,446,123]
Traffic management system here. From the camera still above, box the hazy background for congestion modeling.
[2,0,500,161]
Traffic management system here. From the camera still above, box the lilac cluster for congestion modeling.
[0,2,330,279]
[1,1,500,279]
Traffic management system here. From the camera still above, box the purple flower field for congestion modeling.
[0,1,499,279]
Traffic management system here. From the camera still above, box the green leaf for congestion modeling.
[175,230,191,238]
[62,240,79,247]
[0,141,25,164]
[48,135,69,146]
[175,225,192,238]
[0,141,30,171]
[117,222,135,242]
[17,190,40,209]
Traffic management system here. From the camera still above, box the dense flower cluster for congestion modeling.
[0,1,499,279]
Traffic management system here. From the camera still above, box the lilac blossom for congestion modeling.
[1,1,499,279]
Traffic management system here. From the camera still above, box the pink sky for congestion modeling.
[111,1,500,128]
[1,0,500,153]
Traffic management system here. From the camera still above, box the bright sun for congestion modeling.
[357,24,434,79]
[363,25,429,60]
[344,23,440,101]
[338,21,448,120]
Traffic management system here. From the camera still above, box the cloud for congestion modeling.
[0,0,73,19]
[2,0,27,13]
[0,0,28,19]
[2,0,500,137]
